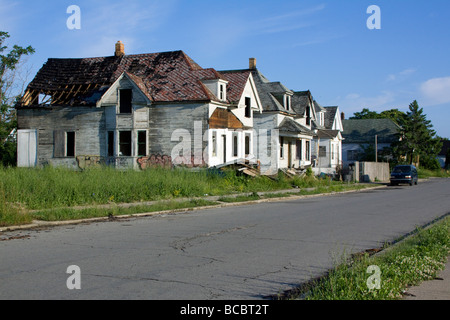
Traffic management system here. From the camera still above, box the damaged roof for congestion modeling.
[18,50,236,107]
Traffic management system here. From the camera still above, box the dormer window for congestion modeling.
[219,84,225,100]
[245,97,251,118]
[284,95,291,111]
[119,89,132,114]
[306,106,311,126]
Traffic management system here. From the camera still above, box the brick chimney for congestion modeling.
[115,41,125,57]
[341,112,345,121]
[249,57,256,70]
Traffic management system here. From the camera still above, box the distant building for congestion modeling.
[341,118,401,165]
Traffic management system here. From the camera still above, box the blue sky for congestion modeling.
[2,0,450,138]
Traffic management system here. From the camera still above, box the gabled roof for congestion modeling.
[342,119,401,144]
[317,129,341,139]
[18,50,228,107]
[277,117,314,136]
[249,69,295,114]
[291,91,313,117]
[219,69,252,104]
[323,106,338,130]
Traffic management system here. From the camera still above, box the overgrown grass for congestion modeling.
[0,166,364,227]
[418,168,450,179]
[0,166,294,210]
[287,216,450,300]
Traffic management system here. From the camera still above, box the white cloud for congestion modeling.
[386,68,416,82]
[420,76,450,105]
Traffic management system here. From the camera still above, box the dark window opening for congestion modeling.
[245,97,251,118]
[219,84,225,100]
[108,131,114,157]
[138,131,147,157]
[119,131,132,156]
[306,107,311,126]
[233,135,238,157]
[296,140,302,160]
[66,132,75,157]
[280,137,284,158]
[119,89,132,114]
[245,135,250,156]
[319,146,326,158]
[306,141,310,160]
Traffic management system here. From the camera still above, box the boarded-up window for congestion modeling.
[119,131,132,156]
[119,89,132,114]
[108,131,114,157]
[137,131,147,157]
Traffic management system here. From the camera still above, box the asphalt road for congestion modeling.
[1,178,449,300]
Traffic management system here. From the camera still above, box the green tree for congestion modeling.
[0,31,35,166]
[393,100,442,168]
[350,108,379,120]
[350,108,407,126]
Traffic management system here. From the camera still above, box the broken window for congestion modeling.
[245,97,251,118]
[137,131,147,157]
[66,132,75,157]
[108,131,114,157]
[119,89,132,114]
[280,137,284,158]
[54,130,75,157]
[119,131,132,156]
[285,95,290,111]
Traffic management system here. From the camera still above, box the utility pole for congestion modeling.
[375,135,378,162]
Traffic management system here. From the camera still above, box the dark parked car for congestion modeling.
[390,165,418,186]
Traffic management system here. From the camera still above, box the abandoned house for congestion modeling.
[309,101,344,175]
[221,59,317,175]
[16,41,262,170]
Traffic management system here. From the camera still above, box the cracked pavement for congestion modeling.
[1,178,450,299]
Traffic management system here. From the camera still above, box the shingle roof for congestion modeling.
[219,69,252,104]
[250,69,295,114]
[323,106,338,130]
[277,117,314,136]
[342,119,401,144]
[19,50,230,107]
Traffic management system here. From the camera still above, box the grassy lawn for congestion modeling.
[418,168,450,179]
[0,166,369,227]
[283,216,450,300]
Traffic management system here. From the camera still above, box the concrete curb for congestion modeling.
[0,184,386,233]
